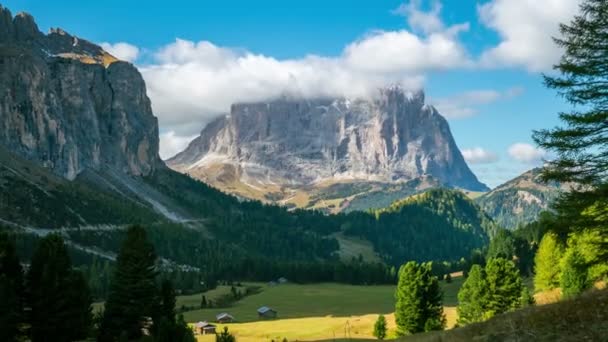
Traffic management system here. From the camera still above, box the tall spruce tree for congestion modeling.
[395,261,444,336]
[0,233,23,341]
[533,0,608,258]
[457,265,487,326]
[99,225,159,341]
[484,258,525,317]
[28,234,92,341]
[457,259,531,326]
[560,247,589,299]
[160,279,176,324]
[534,232,565,292]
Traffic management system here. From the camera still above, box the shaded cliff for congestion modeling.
[0,6,161,179]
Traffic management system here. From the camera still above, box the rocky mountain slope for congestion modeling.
[168,86,488,210]
[0,5,161,180]
[475,168,574,229]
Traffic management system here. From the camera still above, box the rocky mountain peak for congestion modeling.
[0,5,162,179]
[168,87,488,208]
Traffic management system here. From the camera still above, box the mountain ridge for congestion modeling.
[168,86,488,210]
[0,5,162,180]
[475,167,574,229]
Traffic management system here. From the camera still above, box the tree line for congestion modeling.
[0,227,196,341]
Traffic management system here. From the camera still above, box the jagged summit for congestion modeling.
[168,86,488,209]
[0,5,161,179]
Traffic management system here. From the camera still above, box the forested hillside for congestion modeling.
[1,144,496,295]
[342,189,498,266]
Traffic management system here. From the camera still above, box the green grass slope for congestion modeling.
[399,288,608,342]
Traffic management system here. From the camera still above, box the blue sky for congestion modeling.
[4,0,582,187]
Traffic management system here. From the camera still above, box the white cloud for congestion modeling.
[462,147,499,164]
[478,0,582,72]
[393,0,445,35]
[100,42,140,63]
[343,29,470,73]
[139,2,471,138]
[159,131,197,160]
[508,143,547,163]
[432,87,523,119]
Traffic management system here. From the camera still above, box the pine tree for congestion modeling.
[395,261,445,335]
[0,233,23,341]
[533,0,608,258]
[373,314,387,340]
[175,314,196,342]
[560,247,589,299]
[99,225,159,341]
[484,258,524,318]
[160,279,176,324]
[457,265,486,326]
[216,326,236,342]
[157,281,195,342]
[534,232,565,292]
[28,234,92,341]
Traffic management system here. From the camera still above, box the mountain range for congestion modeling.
[0,4,563,283]
[0,5,498,273]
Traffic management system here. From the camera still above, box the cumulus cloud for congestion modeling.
[100,42,140,63]
[139,1,471,138]
[431,87,523,119]
[462,147,499,164]
[508,143,547,163]
[393,0,445,34]
[478,0,582,72]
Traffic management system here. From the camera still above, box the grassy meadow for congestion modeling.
[185,276,465,342]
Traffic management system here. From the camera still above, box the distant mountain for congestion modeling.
[475,168,574,229]
[168,87,488,211]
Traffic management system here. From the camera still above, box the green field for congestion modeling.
[184,277,465,341]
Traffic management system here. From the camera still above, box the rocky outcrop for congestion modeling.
[169,86,488,193]
[475,168,574,229]
[0,5,161,179]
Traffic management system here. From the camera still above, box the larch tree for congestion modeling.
[560,247,589,299]
[533,232,565,292]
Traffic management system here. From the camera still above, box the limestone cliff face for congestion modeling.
[169,86,488,192]
[0,6,161,180]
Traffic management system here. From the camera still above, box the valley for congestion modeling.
[1,1,607,341]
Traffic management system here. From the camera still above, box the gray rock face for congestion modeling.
[0,6,161,179]
[169,86,488,191]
